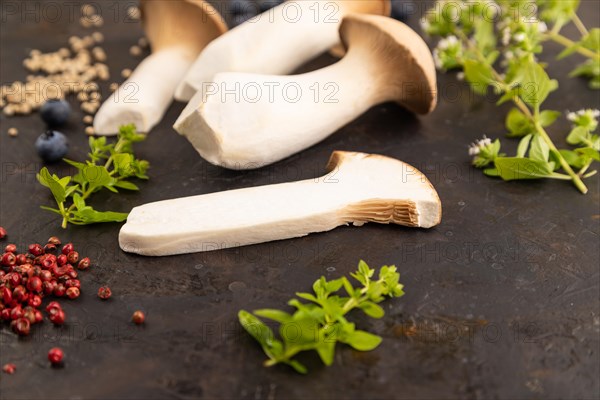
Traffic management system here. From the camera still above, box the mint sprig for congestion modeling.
[238,261,404,374]
[422,0,599,193]
[37,124,149,228]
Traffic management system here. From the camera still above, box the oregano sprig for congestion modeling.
[37,124,149,228]
[538,0,600,88]
[422,0,599,193]
[238,261,404,374]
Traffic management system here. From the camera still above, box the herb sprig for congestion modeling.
[422,0,599,193]
[37,124,149,228]
[238,261,404,374]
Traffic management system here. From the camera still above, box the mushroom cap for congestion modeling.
[141,0,227,54]
[339,13,437,114]
[343,0,392,17]
[326,151,442,228]
[329,0,392,58]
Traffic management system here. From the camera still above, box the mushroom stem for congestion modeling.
[174,0,390,101]
[177,53,376,169]
[93,0,227,135]
[175,14,437,170]
[94,47,191,135]
[119,151,442,256]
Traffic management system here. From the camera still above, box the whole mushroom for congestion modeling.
[93,0,227,135]
[174,13,437,170]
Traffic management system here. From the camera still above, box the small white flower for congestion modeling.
[457,72,465,81]
[504,50,514,60]
[514,32,526,43]
[537,22,548,33]
[468,136,492,156]
[438,35,458,50]
[501,27,511,46]
[567,112,577,121]
[514,48,526,58]
[468,146,481,156]
[573,109,600,118]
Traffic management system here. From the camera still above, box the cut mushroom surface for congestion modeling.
[174,13,437,170]
[93,0,227,135]
[119,151,442,256]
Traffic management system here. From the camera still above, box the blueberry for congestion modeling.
[258,0,283,13]
[230,0,256,16]
[35,130,69,163]
[391,0,412,22]
[40,99,71,127]
[231,13,256,27]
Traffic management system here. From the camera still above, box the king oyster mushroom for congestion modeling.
[119,151,442,256]
[174,13,437,169]
[174,0,391,101]
[93,0,227,135]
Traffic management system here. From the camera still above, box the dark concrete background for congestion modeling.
[1,1,599,399]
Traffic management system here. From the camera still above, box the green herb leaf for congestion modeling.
[517,134,533,158]
[295,292,319,303]
[72,193,85,210]
[580,28,600,52]
[569,59,600,89]
[540,0,580,25]
[464,60,494,95]
[358,301,385,318]
[506,108,535,137]
[513,60,558,107]
[63,158,87,170]
[559,149,586,168]
[112,153,135,177]
[539,110,561,127]
[113,180,139,191]
[37,167,66,204]
[576,147,600,161]
[71,208,129,224]
[238,310,282,362]
[494,157,554,180]
[529,135,550,162]
[82,165,111,191]
[567,126,589,145]
[316,340,336,366]
[239,262,404,374]
[473,18,496,56]
[254,309,293,324]
[38,124,149,227]
[118,123,146,142]
[483,168,500,177]
[341,330,382,351]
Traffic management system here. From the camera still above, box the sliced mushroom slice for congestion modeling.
[174,13,437,170]
[119,151,442,256]
[174,0,390,102]
[93,0,227,135]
